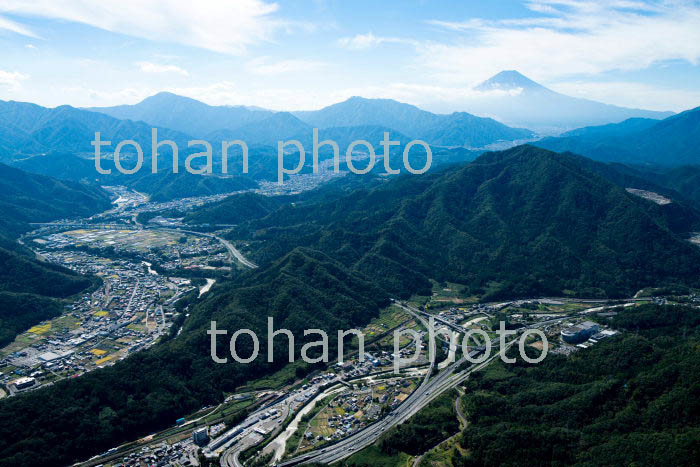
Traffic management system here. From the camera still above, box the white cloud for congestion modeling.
[44,76,700,115]
[60,86,153,107]
[550,80,700,112]
[0,0,283,54]
[244,57,326,75]
[166,81,325,110]
[25,43,37,49]
[137,61,189,77]
[0,15,38,37]
[421,0,700,84]
[338,32,416,50]
[0,70,29,90]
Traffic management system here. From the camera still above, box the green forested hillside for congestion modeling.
[0,245,94,298]
[457,304,700,466]
[0,163,107,298]
[0,162,111,235]
[535,106,700,166]
[184,192,285,224]
[125,170,258,202]
[629,165,700,204]
[0,293,63,347]
[0,248,387,466]
[0,99,190,158]
[0,164,108,350]
[232,145,700,299]
[1,147,700,465]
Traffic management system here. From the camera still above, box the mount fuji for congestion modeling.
[464,70,674,134]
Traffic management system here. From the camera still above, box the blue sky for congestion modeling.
[0,0,699,112]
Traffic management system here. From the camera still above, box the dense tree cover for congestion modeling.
[184,192,286,225]
[627,164,700,205]
[0,248,388,466]
[0,163,106,300]
[377,390,459,456]
[0,245,94,298]
[0,164,108,348]
[0,293,63,347]
[2,146,700,464]
[535,106,700,166]
[0,241,95,358]
[230,145,700,299]
[125,170,258,202]
[0,163,111,235]
[454,304,700,466]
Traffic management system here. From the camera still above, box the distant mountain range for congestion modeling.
[91,92,534,149]
[462,70,674,134]
[87,72,680,146]
[0,71,694,204]
[90,92,274,137]
[0,99,190,159]
[292,96,534,147]
[535,106,700,166]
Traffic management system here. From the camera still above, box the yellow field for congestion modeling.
[95,356,113,365]
[94,311,109,317]
[28,324,51,334]
[91,349,107,356]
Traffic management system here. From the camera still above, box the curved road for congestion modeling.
[278,307,569,466]
[160,228,258,269]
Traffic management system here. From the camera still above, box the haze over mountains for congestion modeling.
[87,71,675,140]
[0,100,190,159]
[0,69,694,211]
[90,91,534,149]
[0,79,698,464]
[1,0,699,460]
[463,70,674,133]
[536,106,700,166]
[0,70,681,173]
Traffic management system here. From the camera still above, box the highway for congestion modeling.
[278,304,569,466]
[213,234,258,269]
[160,228,259,269]
[278,348,501,466]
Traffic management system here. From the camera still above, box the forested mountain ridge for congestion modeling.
[0,162,111,235]
[88,92,274,137]
[0,247,388,466]
[2,146,700,465]
[91,92,534,149]
[231,145,700,299]
[0,99,191,159]
[184,192,286,225]
[535,106,700,166]
[124,171,258,202]
[0,164,109,351]
[457,304,700,465]
[293,96,534,148]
